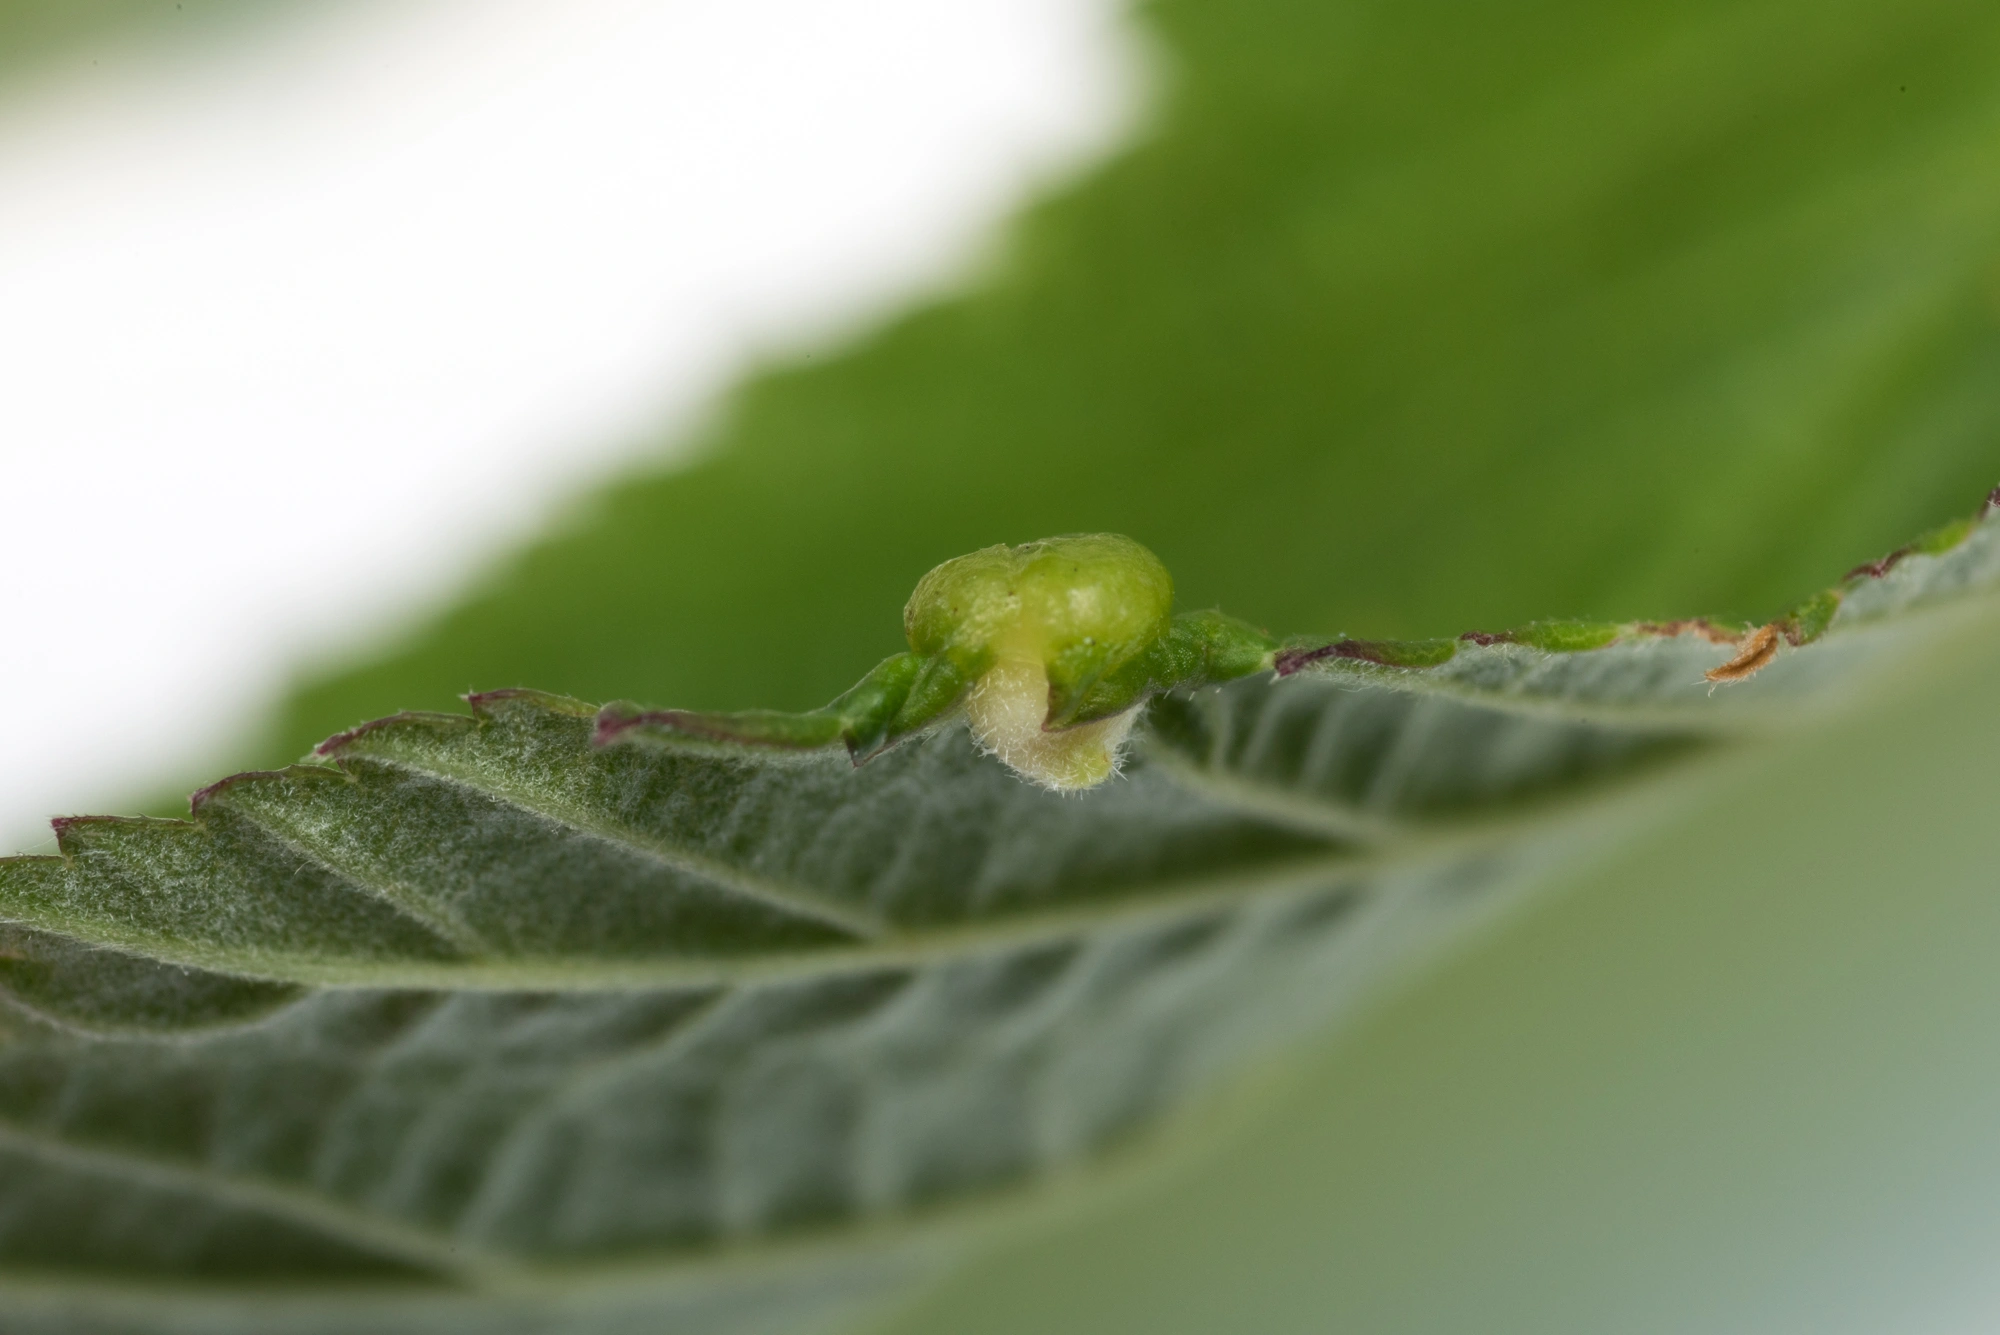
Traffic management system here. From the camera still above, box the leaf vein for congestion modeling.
[0,1117,501,1284]
[356,753,889,942]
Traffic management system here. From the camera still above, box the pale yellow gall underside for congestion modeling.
[906,534,1171,790]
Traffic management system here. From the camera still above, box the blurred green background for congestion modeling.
[15,0,2000,1328]
[261,0,2000,760]
[0,0,268,78]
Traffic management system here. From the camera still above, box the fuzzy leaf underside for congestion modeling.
[0,502,1994,1334]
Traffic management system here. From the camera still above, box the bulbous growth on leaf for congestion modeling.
[904,534,1176,684]
[905,535,1174,789]
[607,532,1279,790]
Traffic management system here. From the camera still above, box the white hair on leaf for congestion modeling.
[965,657,1138,792]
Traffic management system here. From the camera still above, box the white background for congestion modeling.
[0,0,1137,847]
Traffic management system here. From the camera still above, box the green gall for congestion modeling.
[604,485,2000,781]
[623,533,1275,791]
[905,535,1177,791]
[904,535,1175,691]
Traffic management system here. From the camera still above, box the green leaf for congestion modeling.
[2,501,1994,1332]
[878,578,2000,1335]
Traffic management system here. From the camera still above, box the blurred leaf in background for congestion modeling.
[264,0,2000,762]
[0,0,279,77]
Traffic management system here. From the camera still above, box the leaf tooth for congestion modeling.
[49,812,191,854]
[266,695,885,954]
[326,694,891,945]
[186,763,347,821]
[313,710,478,758]
[19,802,475,969]
[465,688,598,720]
[198,778,498,959]
[345,751,890,946]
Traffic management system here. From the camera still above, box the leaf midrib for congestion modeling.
[0,847,1376,990]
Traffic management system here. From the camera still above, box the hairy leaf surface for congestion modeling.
[0,503,1994,1333]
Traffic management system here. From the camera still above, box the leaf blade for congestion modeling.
[2,499,1994,1335]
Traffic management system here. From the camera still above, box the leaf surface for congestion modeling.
[2,503,1995,1333]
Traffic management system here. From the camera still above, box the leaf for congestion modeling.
[879,565,2000,1335]
[2,500,1994,1333]
[0,0,295,83]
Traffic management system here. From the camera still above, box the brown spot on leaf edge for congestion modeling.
[1272,639,1411,674]
[1844,546,1912,582]
[592,708,796,749]
[1633,618,1744,645]
[1705,623,1781,683]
